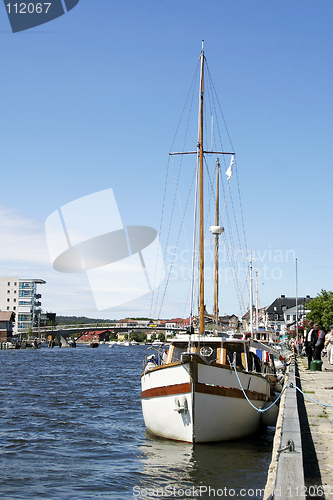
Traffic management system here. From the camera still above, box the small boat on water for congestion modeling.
[151,340,164,347]
[90,342,99,348]
[141,43,279,444]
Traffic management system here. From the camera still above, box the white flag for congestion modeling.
[226,155,234,180]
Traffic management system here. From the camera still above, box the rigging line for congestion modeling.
[153,60,199,319]
[239,267,250,318]
[208,150,246,314]
[222,233,245,315]
[206,63,248,253]
[203,156,215,229]
[189,155,199,322]
[171,156,189,250]
[149,153,171,318]
[204,78,241,252]
[169,61,200,153]
[221,204,246,313]
[157,165,198,319]
[209,103,244,261]
[150,158,178,319]
[206,78,249,298]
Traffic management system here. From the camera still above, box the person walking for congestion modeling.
[324,325,333,364]
[304,320,316,370]
[313,323,326,361]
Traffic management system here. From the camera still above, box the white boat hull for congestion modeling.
[141,356,270,443]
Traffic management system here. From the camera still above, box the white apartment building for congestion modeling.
[0,277,46,336]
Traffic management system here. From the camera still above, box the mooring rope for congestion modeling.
[232,362,288,413]
[291,383,333,408]
[232,363,333,412]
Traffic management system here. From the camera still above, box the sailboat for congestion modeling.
[141,44,273,443]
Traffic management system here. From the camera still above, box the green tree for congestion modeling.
[306,290,333,330]
[158,332,165,342]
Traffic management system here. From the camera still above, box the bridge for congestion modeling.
[30,323,188,342]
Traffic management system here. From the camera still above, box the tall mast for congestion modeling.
[249,251,253,336]
[198,41,205,334]
[213,159,220,326]
[243,249,258,337]
[210,159,225,332]
[169,43,234,335]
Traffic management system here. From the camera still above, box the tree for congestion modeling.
[306,290,333,330]
[158,332,165,342]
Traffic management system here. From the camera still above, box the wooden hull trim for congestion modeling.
[141,381,268,402]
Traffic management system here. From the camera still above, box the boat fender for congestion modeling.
[144,361,157,372]
[174,396,188,413]
[273,383,283,393]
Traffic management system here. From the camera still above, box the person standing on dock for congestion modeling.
[324,325,333,364]
[305,320,316,370]
[313,323,326,361]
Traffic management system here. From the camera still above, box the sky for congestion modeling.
[0,0,332,321]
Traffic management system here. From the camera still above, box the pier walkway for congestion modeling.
[265,355,333,499]
[297,355,333,495]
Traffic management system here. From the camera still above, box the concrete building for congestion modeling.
[0,277,46,336]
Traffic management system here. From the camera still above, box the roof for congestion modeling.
[19,279,46,284]
[266,295,313,320]
[0,311,15,321]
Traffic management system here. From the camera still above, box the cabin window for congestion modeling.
[249,352,262,372]
[170,343,188,362]
[224,343,246,370]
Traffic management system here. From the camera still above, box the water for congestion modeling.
[0,345,273,499]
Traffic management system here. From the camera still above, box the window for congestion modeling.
[7,290,10,293]
[13,307,16,310]
[225,343,246,369]
[287,314,290,320]
[7,298,10,302]
[7,282,10,286]
[171,343,188,362]
[293,315,296,321]
[14,298,16,302]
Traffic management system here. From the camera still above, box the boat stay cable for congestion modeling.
[149,66,198,319]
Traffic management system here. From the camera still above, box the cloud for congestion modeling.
[0,206,49,264]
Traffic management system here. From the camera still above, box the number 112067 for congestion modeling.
[6,3,52,14]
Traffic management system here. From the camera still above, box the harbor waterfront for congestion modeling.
[1,344,274,500]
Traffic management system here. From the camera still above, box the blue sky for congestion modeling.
[0,0,332,320]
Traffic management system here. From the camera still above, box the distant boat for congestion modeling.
[90,342,99,348]
[151,340,164,347]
